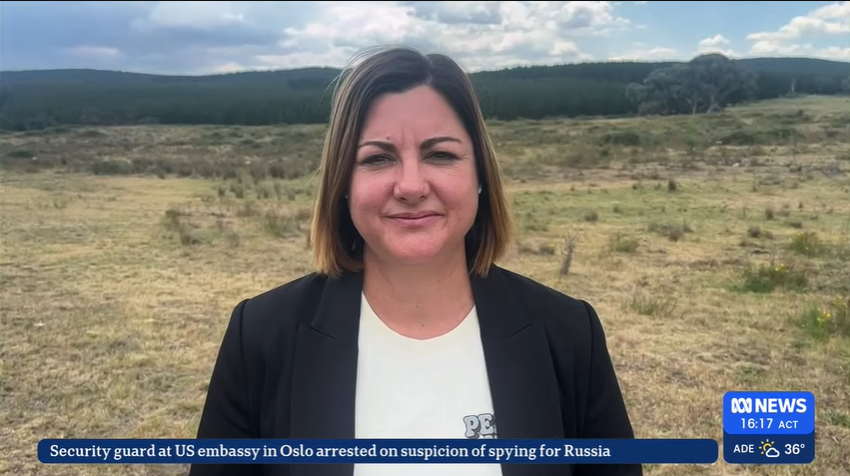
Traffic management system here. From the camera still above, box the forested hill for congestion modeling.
[2,56,848,131]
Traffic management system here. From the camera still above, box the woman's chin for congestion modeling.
[380,243,450,266]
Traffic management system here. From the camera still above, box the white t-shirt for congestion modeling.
[354,293,503,476]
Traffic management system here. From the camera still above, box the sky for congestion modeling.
[2,1,849,75]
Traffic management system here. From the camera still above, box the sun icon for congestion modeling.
[759,440,775,455]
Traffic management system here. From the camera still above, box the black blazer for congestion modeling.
[190,265,641,476]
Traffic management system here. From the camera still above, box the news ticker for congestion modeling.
[36,391,815,466]
[39,438,718,464]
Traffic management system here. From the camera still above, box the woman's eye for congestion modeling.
[361,155,392,165]
[429,151,457,161]
[359,152,457,165]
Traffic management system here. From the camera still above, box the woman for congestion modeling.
[190,46,641,476]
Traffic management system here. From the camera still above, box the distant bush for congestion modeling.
[161,208,207,245]
[538,243,556,255]
[263,208,312,239]
[740,261,807,293]
[720,131,759,146]
[91,159,135,175]
[517,242,556,256]
[601,130,641,146]
[607,233,639,253]
[7,150,35,159]
[78,130,107,138]
[798,296,850,339]
[667,179,678,192]
[648,221,693,242]
[626,292,678,317]
[765,206,775,220]
[264,211,300,238]
[718,126,803,146]
[788,232,828,257]
[747,225,774,240]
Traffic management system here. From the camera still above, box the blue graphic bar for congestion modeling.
[723,391,815,435]
[38,438,719,465]
[723,432,815,464]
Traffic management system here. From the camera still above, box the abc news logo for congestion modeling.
[730,397,808,414]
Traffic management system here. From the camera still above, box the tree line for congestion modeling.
[1,54,848,131]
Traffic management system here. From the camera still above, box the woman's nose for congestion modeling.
[393,157,429,203]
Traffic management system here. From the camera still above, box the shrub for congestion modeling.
[740,261,807,293]
[798,296,850,339]
[601,130,641,146]
[608,233,639,253]
[8,150,35,159]
[788,232,827,257]
[648,221,693,242]
[668,179,678,192]
[747,226,774,240]
[91,159,133,175]
[626,293,678,317]
[263,211,300,238]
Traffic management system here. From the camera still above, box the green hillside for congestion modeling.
[1,56,847,131]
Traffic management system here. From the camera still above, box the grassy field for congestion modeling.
[2,95,849,475]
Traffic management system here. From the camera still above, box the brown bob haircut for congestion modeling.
[310,45,513,278]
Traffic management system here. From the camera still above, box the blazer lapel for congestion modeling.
[289,271,362,476]
[471,266,567,476]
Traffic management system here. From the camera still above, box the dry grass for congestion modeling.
[2,96,849,475]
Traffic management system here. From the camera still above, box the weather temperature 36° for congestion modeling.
[784,443,805,455]
[740,418,801,431]
[723,433,815,464]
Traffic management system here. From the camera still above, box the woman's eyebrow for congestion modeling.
[357,136,462,153]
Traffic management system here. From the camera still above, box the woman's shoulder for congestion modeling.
[490,265,595,316]
[488,265,604,339]
[490,266,614,369]
[231,272,331,331]
[247,272,328,302]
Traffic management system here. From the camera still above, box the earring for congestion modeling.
[478,186,482,194]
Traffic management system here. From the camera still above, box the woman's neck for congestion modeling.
[361,247,475,339]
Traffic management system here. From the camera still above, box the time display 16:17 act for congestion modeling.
[740,418,801,430]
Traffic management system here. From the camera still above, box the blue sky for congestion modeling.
[2,1,848,75]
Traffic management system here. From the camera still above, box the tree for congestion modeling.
[626,53,757,116]
[625,65,693,115]
[688,54,756,112]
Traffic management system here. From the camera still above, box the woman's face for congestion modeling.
[348,85,480,268]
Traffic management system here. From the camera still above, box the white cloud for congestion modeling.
[276,1,630,71]
[140,1,247,30]
[608,46,678,61]
[68,46,122,58]
[699,34,729,48]
[405,1,504,25]
[697,34,737,57]
[811,1,850,20]
[634,1,647,5]
[750,41,850,61]
[747,16,849,42]
[746,1,850,60]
